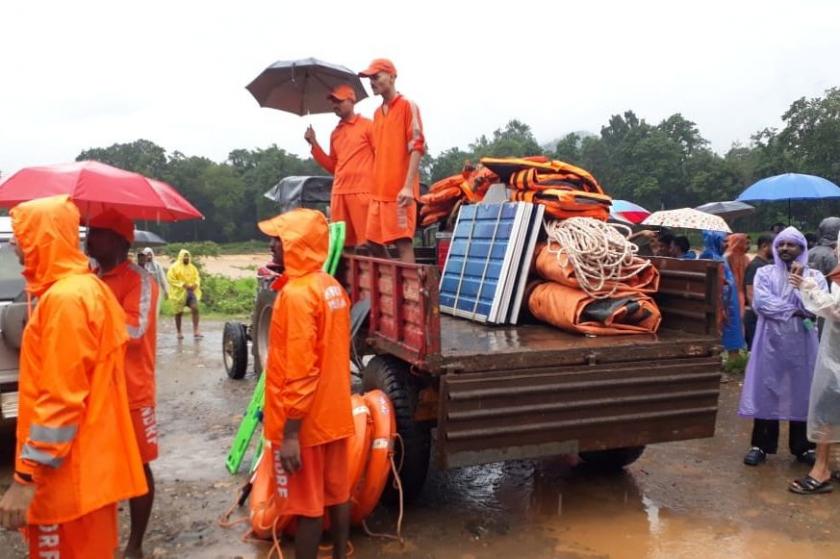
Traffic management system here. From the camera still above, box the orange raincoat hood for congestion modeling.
[10,195,90,297]
[258,208,329,279]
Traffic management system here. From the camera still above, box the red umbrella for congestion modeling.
[0,161,203,221]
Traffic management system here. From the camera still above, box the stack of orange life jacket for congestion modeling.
[419,163,498,227]
[480,156,613,221]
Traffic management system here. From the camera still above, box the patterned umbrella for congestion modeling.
[610,200,651,224]
[642,208,732,233]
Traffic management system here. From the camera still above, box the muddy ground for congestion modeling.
[3,320,840,558]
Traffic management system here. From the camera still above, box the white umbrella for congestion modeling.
[642,208,732,233]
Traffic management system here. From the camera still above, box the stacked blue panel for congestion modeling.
[440,203,520,321]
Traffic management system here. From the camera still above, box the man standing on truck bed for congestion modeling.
[86,209,160,559]
[305,84,374,249]
[0,195,147,557]
[359,58,427,263]
[739,226,827,467]
[258,208,354,559]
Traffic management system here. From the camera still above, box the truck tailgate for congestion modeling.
[437,355,721,468]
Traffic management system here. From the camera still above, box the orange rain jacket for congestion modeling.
[371,94,427,202]
[100,261,160,409]
[312,115,375,196]
[10,195,147,525]
[258,209,354,448]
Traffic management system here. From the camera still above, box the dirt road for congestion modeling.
[2,320,840,558]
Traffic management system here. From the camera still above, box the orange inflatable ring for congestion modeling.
[347,394,373,502]
[350,389,396,526]
[249,394,371,539]
[248,442,293,540]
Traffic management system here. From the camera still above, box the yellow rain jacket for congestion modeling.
[166,249,202,307]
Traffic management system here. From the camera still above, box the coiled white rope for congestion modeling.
[543,218,651,299]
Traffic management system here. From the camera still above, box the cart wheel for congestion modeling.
[223,322,248,380]
[578,446,645,471]
[363,355,431,503]
[251,287,277,375]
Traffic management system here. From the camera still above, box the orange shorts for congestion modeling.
[272,438,350,518]
[331,192,370,247]
[130,406,159,463]
[366,200,417,245]
[27,504,118,559]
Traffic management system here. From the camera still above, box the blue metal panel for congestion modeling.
[440,202,534,323]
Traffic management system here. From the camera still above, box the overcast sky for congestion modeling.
[1,0,838,176]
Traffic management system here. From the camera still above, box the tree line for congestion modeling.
[70,87,840,242]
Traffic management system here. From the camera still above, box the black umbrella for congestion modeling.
[246,58,368,115]
[133,229,167,247]
[695,200,755,221]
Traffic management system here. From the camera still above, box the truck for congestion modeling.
[222,174,723,500]
[245,245,723,501]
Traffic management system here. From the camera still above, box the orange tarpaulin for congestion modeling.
[528,281,661,336]
[533,243,660,296]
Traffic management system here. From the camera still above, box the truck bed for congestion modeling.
[339,253,724,469]
[439,316,719,371]
[341,254,721,373]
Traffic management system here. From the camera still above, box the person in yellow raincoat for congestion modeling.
[166,249,202,339]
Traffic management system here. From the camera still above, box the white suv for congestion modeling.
[0,216,25,420]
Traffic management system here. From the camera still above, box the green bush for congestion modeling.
[219,240,269,255]
[723,351,749,375]
[160,241,221,258]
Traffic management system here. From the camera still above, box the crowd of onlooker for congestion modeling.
[638,218,840,495]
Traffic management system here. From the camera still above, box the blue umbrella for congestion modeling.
[736,173,840,221]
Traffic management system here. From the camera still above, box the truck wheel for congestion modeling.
[223,322,248,380]
[363,355,431,504]
[579,446,645,471]
[251,287,277,375]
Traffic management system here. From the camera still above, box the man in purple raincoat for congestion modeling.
[739,227,828,466]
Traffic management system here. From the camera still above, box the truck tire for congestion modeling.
[362,355,431,504]
[251,287,277,376]
[579,446,645,471]
[223,322,248,380]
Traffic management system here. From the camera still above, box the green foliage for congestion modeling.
[218,240,270,255]
[77,87,840,238]
[160,274,256,317]
[723,351,749,375]
[200,274,258,316]
[160,241,221,258]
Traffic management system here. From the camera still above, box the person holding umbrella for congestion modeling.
[304,84,374,249]
[359,58,427,263]
[86,210,160,559]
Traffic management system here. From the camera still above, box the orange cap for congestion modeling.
[327,84,357,103]
[90,208,135,244]
[358,58,397,78]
